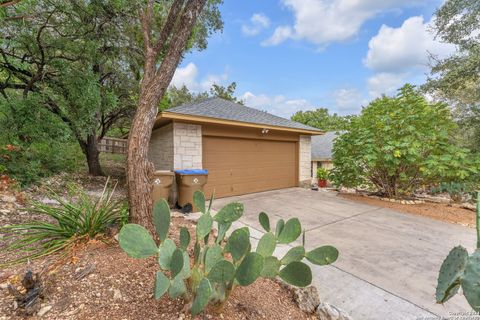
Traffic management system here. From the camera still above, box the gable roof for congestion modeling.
[159,97,322,134]
[311,131,343,160]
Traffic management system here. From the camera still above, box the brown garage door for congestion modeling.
[203,136,297,198]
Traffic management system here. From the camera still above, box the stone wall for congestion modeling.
[299,135,312,187]
[311,160,318,181]
[173,122,202,170]
[148,123,174,170]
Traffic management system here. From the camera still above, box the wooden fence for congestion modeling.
[98,137,127,154]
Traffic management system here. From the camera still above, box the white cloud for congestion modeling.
[332,88,367,114]
[241,13,270,36]
[261,26,293,46]
[264,0,425,47]
[241,91,315,118]
[366,72,408,98]
[364,16,456,98]
[364,16,455,72]
[171,62,228,92]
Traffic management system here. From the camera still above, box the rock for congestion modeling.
[1,195,16,203]
[0,283,8,290]
[113,289,123,301]
[316,302,352,320]
[177,314,185,320]
[37,305,52,317]
[293,286,320,313]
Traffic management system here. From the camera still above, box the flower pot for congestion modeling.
[318,179,327,188]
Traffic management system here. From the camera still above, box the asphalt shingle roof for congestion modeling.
[165,97,321,132]
[311,131,343,160]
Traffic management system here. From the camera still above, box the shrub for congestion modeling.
[118,191,339,315]
[316,168,329,180]
[436,193,480,311]
[331,84,478,198]
[0,179,128,267]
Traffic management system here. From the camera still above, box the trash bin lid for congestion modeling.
[154,170,174,175]
[175,169,208,175]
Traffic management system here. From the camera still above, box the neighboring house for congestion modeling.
[311,131,342,178]
[148,97,322,199]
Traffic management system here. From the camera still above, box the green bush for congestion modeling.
[118,191,339,315]
[316,168,329,180]
[0,179,128,267]
[331,84,478,197]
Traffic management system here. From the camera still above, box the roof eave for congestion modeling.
[158,111,324,135]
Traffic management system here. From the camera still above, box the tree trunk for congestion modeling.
[126,0,207,233]
[79,134,104,176]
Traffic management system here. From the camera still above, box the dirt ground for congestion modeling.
[1,180,314,320]
[339,193,476,228]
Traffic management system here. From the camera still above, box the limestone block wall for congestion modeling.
[299,135,312,187]
[173,122,202,170]
[148,123,174,170]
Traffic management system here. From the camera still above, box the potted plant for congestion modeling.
[316,168,329,188]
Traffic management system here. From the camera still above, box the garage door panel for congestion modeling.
[203,136,297,198]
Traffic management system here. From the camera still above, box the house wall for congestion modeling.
[173,122,202,170]
[299,135,311,187]
[148,123,174,170]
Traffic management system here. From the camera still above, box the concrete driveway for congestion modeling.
[211,188,476,320]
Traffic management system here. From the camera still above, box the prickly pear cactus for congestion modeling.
[436,192,480,312]
[118,191,339,315]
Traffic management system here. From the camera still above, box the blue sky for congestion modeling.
[172,0,454,118]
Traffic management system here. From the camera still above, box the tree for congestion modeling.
[330,84,477,198]
[291,108,354,131]
[424,0,480,151]
[0,0,137,175]
[160,81,242,110]
[126,0,222,232]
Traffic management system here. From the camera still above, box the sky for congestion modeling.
[171,0,456,118]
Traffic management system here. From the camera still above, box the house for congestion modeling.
[310,131,342,177]
[148,97,322,199]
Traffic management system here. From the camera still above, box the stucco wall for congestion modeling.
[148,123,174,170]
[173,122,202,170]
[299,135,311,187]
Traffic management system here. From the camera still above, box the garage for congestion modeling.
[203,136,298,198]
[148,97,321,201]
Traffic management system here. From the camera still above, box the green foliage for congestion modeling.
[424,0,480,152]
[291,108,355,131]
[0,180,128,267]
[436,193,480,311]
[316,168,329,180]
[163,82,243,110]
[331,84,478,197]
[118,191,338,315]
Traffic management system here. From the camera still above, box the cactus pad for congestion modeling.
[277,218,302,244]
[153,199,171,242]
[193,191,206,214]
[258,212,270,232]
[208,259,236,283]
[154,271,170,300]
[180,227,190,250]
[461,250,480,311]
[205,244,223,274]
[436,245,468,303]
[256,232,276,257]
[281,246,305,265]
[214,202,244,223]
[169,275,186,299]
[171,248,184,277]
[275,219,285,237]
[191,278,212,316]
[158,238,176,270]
[306,245,339,265]
[261,256,281,278]
[235,252,264,286]
[279,261,312,287]
[196,213,213,240]
[226,227,251,262]
[118,224,158,259]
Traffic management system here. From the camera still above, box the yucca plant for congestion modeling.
[0,178,128,268]
[118,191,338,316]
